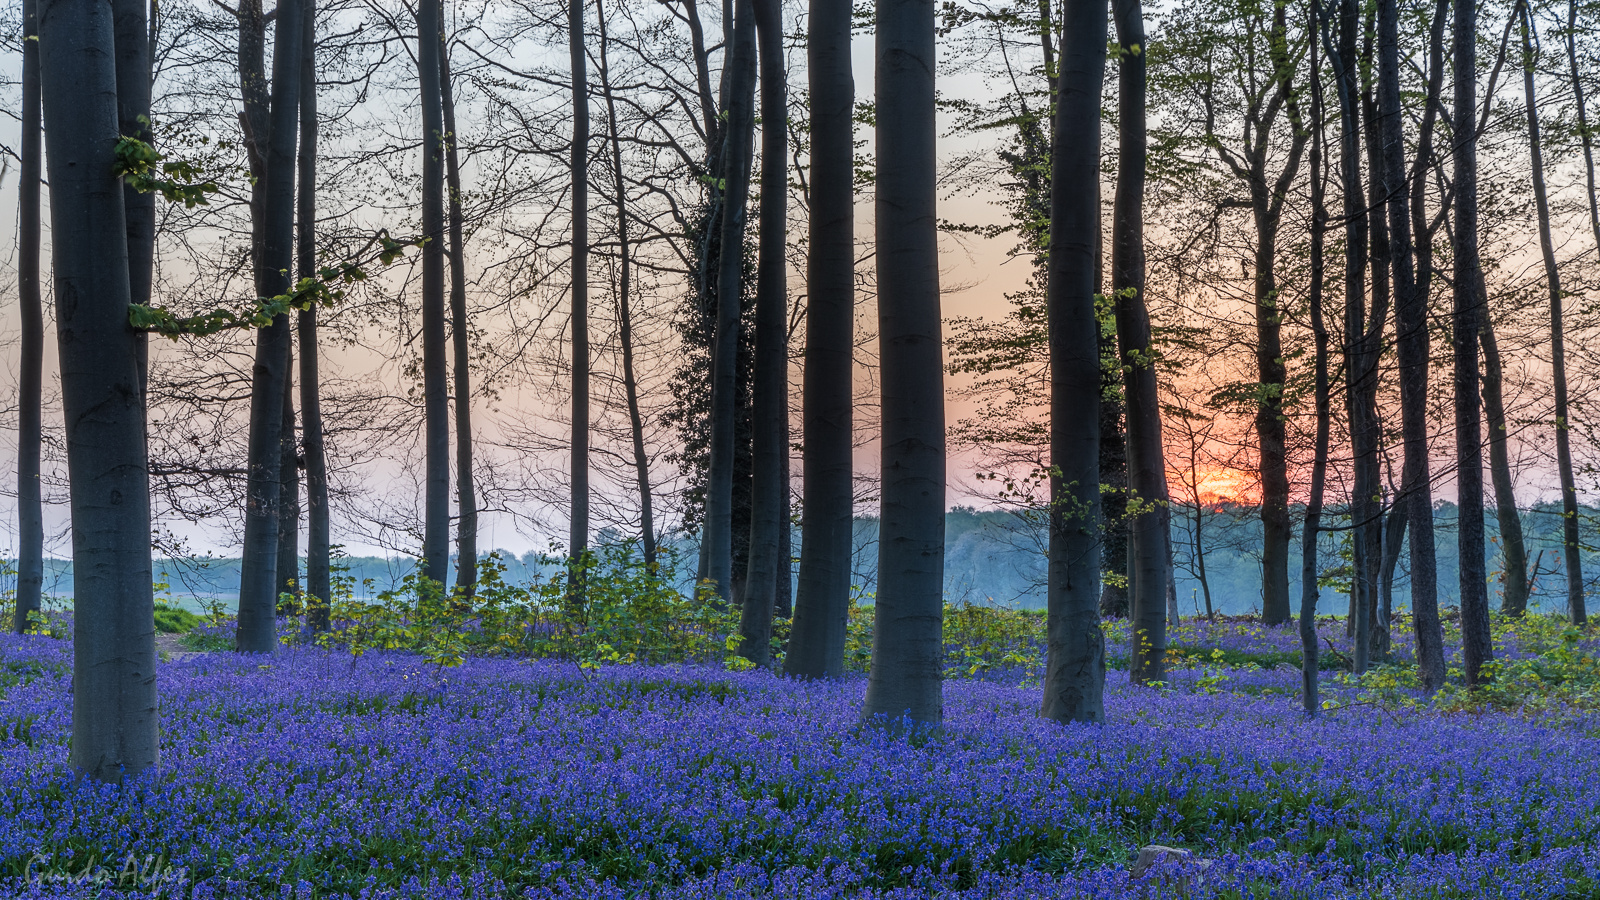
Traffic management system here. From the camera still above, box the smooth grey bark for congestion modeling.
[1452,0,1493,685]
[1038,0,1107,725]
[861,0,946,725]
[1378,503,1405,629]
[569,0,592,593]
[1114,0,1168,686]
[1524,3,1585,624]
[114,0,152,397]
[1404,0,1450,692]
[739,0,787,666]
[299,0,331,622]
[13,0,43,634]
[787,0,855,678]
[1359,13,1390,663]
[40,0,158,779]
[417,0,449,585]
[236,0,304,654]
[704,0,757,603]
[594,0,656,567]
[1387,0,1446,691]
[1300,13,1329,716]
[278,344,299,597]
[1480,319,1529,615]
[439,9,477,595]
[1325,0,1373,675]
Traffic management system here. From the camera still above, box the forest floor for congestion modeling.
[2,615,1599,898]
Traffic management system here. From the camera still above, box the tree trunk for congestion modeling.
[1403,0,1450,692]
[1569,0,1600,261]
[299,0,331,625]
[278,344,299,599]
[416,0,449,585]
[39,0,158,779]
[1113,0,1168,684]
[1038,0,1107,725]
[1359,12,1390,662]
[1378,503,1406,633]
[12,0,43,635]
[704,0,757,603]
[114,0,152,399]
[1301,3,1329,716]
[1452,0,1494,685]
[1254,210,1291,626]
[739,0,787,666]
[1194,503,1214,619]
[1527,3,1586,624]
[861,0,946,725]
[787,0,855,678]
[594,0,656,568]
[1480,319,1529,615]
[567,0,592,598]
[236,0,304,654]
[1327,0,1373,675]
[439,7,477,596]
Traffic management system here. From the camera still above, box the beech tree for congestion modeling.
[862,0,946,725]
[418,0,450,585]
[787,0,856,678]
[440,7,479,596]
[40,0,159,779]
[1452,0,1493,686]
[236,0,305,653]
[1038,0,1106,723]
[703,0,757,603]
[12,0,43,635]
[1112,0,1169,686]
[1520,0,1584,625]
[738,0,788,666]
[299,0,332,622]
[1299,0,1330,716]
[569,0,591,591]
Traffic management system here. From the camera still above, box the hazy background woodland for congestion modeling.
[3,0,1600,615]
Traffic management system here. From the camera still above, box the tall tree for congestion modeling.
[1452,0,1493,685]
[236,0,305,653]
[861,0,945,725]
[1182,0,1309,626]
[1522,0,1585,624]
[1300,1,1330,716]
[1388,0,1448,692]
[12,0,43,635]
[299,0,332,623]
[787,0,855,678]
[594,0,657,566]
[1327,0,1376,674]
[440,4,479,596]
[570,0,592,589]
[418,0,450,585]
[704,0,758,602]
[1113,0,1169,685]
[1039,0,1106,723]
[1569,0,1600,258]
[1480,318,1529,615]
[40,0,158,779]
[114,0,153,395]
[738,0,788,666]
[278,351,300,598]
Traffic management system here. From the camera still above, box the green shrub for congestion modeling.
[154,604,203,634]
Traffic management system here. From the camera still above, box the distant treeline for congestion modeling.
[9,502,1593,616]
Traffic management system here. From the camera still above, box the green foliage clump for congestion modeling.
[305,545,745,671]
[154,603,203,634]
[1336,614,1600,713]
